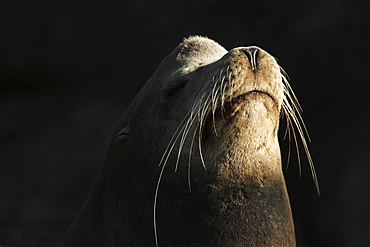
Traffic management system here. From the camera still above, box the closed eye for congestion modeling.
[168,79,189,97]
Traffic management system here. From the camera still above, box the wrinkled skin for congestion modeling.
[62,36,295,247]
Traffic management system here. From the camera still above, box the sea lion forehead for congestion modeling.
[175,36,228,67]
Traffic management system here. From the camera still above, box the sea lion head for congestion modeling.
[114,36,287,173]
[72,36,318,247]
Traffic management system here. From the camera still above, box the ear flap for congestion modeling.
[114,125,130,144]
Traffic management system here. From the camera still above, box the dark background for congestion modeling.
[1,0,369,246]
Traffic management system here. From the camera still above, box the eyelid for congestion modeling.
[168,78,189,97]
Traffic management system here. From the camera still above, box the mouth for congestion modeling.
[218,90,275,118]
[204,90,275,138]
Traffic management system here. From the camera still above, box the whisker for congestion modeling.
[154,84,215,246]
[211,72,223,136]
[281,105,292,169]
[187,119,201,192]
[153,156,168,247]
[175,100,204,171]
[281,71,320,195]
[198,96,212,170]
[158,112,191,168]
[220,67,230,117]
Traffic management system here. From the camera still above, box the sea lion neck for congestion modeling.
[200,130,282,184]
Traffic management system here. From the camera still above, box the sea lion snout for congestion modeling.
[240,47,260,72]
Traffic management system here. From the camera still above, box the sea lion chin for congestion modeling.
[62,35,317,247]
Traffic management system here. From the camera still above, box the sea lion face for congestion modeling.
[118,36,284,174]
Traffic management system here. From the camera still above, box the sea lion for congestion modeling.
[62,36,318,246]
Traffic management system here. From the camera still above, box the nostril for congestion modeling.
[241,48,259,72]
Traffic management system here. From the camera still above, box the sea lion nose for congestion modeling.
[240,47,259,72]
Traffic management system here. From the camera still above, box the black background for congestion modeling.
[1,0,369,246]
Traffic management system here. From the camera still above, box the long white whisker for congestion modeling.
[153,155,167,247]
[154,83,215,246]
[187,120,200,192]
[175,100,204,171]
[281,71,320,195]
[158,111,192,168]
[198,102,211,170]
[282,104,292,169]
